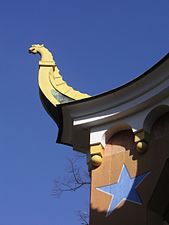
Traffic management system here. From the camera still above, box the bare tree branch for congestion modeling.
[52,155,90,224]
[77,210,89,225]
[52,157,90,197]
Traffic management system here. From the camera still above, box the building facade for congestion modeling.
[29,44,169,225]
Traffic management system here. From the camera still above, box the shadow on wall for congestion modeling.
[90,111,169,225]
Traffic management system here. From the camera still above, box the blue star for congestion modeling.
[96,164,149,216]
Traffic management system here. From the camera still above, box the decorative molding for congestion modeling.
[29,46,169,154]
[57,54,169,153]
[29,44,90,107]
[134,130,149,154]
[87,144,103,170]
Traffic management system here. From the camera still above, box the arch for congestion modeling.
[143,105,169,134]
[101,123,132,147]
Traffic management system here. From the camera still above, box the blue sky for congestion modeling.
[0,0,168,225]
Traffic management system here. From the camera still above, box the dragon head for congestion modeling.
[29,44,44,54]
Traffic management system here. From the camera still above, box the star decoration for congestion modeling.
[96,164,149,216]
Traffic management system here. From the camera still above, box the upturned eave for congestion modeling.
[55,53,169,153]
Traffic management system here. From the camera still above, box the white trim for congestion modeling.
[59,56,169,152]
